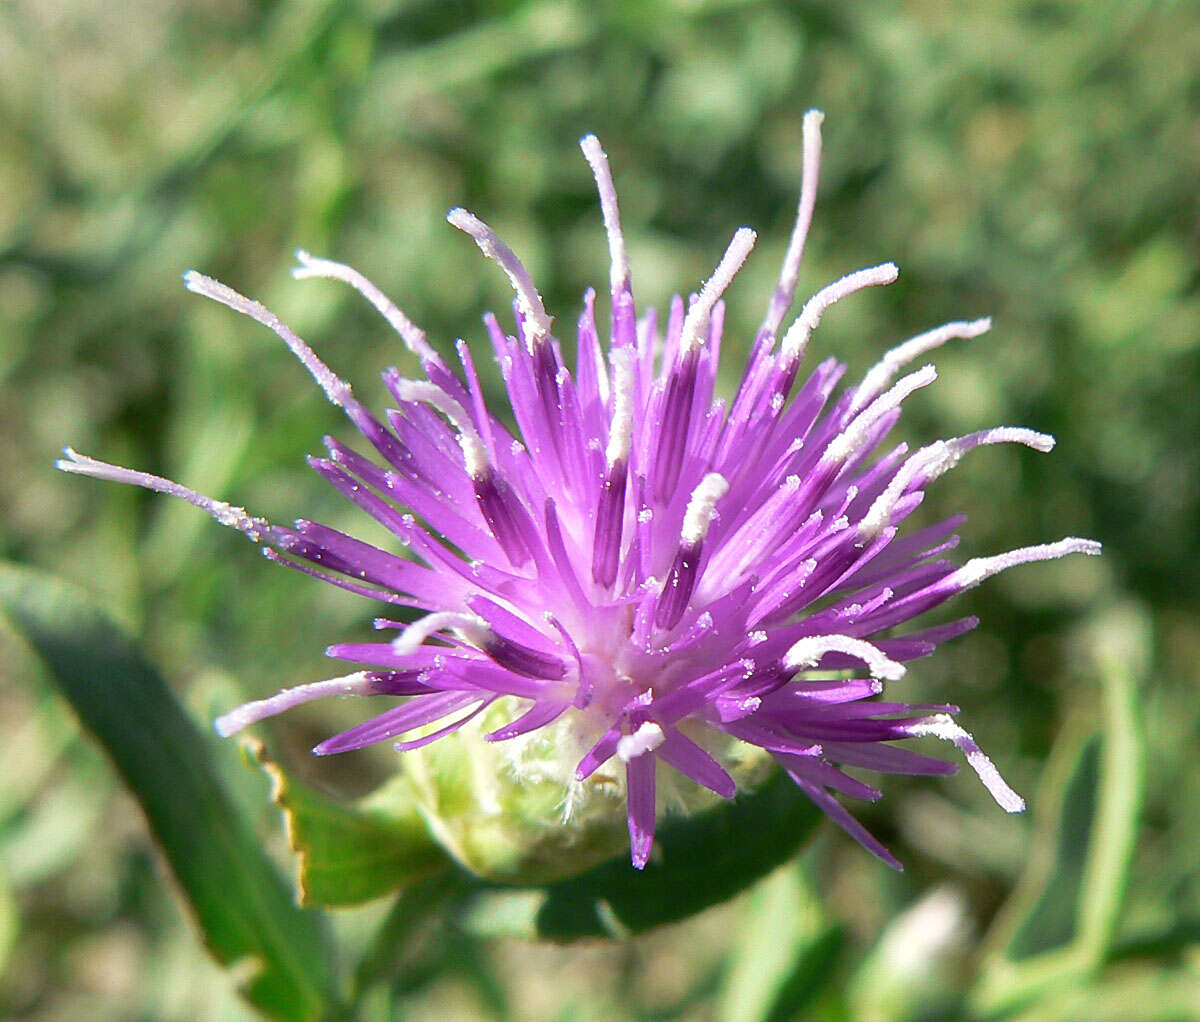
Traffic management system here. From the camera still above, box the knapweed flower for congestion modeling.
[59,111,1098,875]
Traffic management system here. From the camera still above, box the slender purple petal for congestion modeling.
[626,752,657,870]
[313,691,483,755]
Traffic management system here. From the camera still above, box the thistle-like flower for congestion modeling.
[59,112,1099,873]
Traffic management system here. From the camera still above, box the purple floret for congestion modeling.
[59,111,1099,869]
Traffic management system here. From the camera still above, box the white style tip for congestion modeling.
[57,448,270,539]
[824,364,936,465]
[681,473,730,546]
[906,713,1026,813]
[760,109,826,338]
[617,721,665,762]
[289,249,436,360]
[857,427,1057,539]
[448,207,554,347]
[779,262,899,364]
[580,134,630,294]
[679,228,757,354]
[394,379,490,477]
[784,635,906,682]
[214,672,374,738]
[951,537,1102,590]
[391,612,490,657]
[605,347,636,465]
[183,270,354,408]
[850,316,992,415]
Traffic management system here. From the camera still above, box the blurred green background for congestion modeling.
[1,0,1197,1017]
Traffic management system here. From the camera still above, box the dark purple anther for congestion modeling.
[473,469,533,567]
[655,543,701,631]
[653,347,698,502]
[592,459,628,587]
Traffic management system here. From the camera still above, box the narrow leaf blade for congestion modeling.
[0,564,339,1021]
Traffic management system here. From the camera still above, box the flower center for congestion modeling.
[578,646,644,720]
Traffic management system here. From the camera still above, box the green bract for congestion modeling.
[401,700,776,883]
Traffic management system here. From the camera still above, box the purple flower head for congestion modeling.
[59,111,1099,873]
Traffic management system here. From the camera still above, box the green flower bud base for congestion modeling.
[402,698,775,884]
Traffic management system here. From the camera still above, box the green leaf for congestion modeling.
[764,927,845,1022]
[0,863,17,979]
[351,872,465,1001]
[0,563,341,1021]
[1001,732,1103,963]
[850,885,973,1020]
[461,768,822,941]
[972,602,1147,1016]
[715,862,843,1022]
[246,738,451,908]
